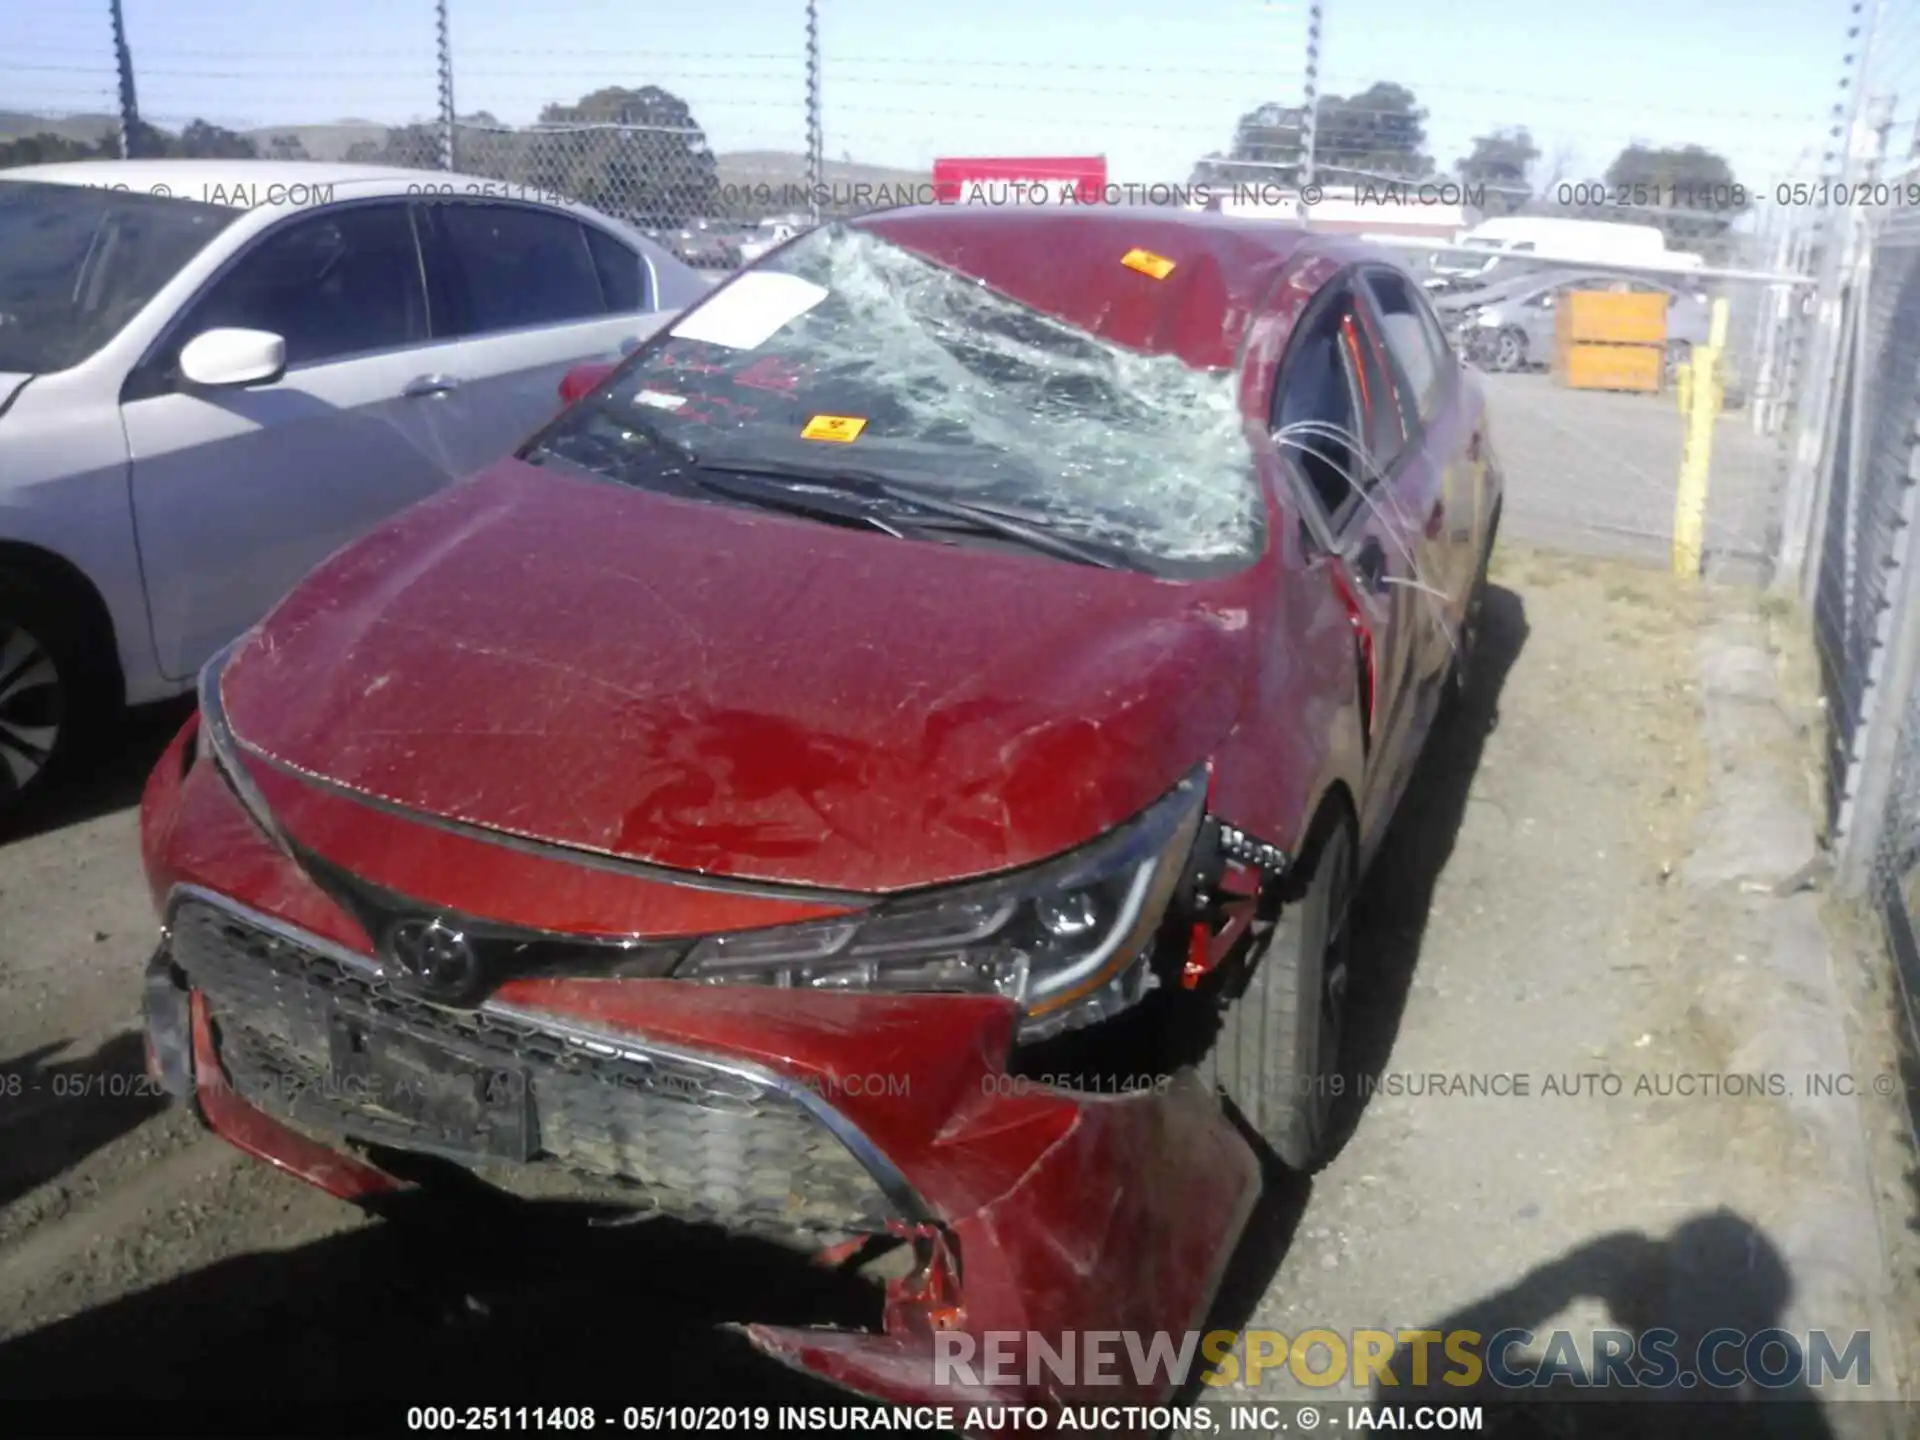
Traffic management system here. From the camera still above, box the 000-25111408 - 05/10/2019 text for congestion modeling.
[399,1402,1488,1432]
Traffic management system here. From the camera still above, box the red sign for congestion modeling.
[932,156,1108,205]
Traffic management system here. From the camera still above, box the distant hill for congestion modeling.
[0,109,929,189]
[0,110,117,144]
[242,121,392,160]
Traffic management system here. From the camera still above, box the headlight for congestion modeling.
[676,767,1209,1042]
[196,641,285,846]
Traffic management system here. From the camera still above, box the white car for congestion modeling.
[738,220,806,263]
[0,159,707,815]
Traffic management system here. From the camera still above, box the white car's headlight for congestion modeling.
[676,767,1209,1041]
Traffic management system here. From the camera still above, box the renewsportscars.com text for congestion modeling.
[934,1326,1872,1392]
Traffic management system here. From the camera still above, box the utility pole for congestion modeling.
[109,0,139,158]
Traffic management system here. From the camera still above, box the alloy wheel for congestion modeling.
[1495,330,1526,372]
[0,621,64,799]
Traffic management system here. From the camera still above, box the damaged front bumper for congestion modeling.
[139,722,1264,1429]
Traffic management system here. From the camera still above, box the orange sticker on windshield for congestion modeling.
[802,414,867,443]
[1121,248,1176,279]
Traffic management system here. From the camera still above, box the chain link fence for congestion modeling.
[1795,195,1920,1006]
[1741,2,1920,1087]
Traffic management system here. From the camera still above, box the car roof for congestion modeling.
[852,204,1387,371]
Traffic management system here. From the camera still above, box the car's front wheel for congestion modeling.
[1204,811,1357,1172]
[1493,327,1529,372]
[0,571,107,822]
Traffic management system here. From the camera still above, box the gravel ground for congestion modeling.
[0,543,1912,1431]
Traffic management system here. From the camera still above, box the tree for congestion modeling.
[527,85,721,225]
[174,119,257,159]
[1601,142,1749,242]
[1190,100,1307,188]
[1317,83,1431,181]
[344,123,443,169]
[1456,126,1539,215]
[0,132,106,168]
[261,132,311,161]
[1191,81,1431,192]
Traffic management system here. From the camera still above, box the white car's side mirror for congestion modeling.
[179,328,287,388]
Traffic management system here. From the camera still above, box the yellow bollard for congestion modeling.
[1671,298,1730,578]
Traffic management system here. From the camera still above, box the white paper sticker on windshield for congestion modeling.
[669,272,830,350]
[635,389,686,410]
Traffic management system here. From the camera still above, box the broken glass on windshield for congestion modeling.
[538,224,1264,571]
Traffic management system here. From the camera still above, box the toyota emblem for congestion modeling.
[383,917,482,1000]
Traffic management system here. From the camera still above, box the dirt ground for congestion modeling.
[0,542,1914,1430]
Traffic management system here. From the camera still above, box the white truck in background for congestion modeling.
[1427,215,1704,290]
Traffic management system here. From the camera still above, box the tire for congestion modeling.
[1204,810,1357,1173]
[0,569,114,821]
[1444,522,1495,711]
[1493,328,1528,372]
[1665,341,1692,386]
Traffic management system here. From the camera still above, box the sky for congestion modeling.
[0,0,1887,195]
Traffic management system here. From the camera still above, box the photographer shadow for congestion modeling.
[1371,1209,1841,1439]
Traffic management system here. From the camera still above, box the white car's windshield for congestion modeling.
[530,223,1264,573]
[0,181,239,374]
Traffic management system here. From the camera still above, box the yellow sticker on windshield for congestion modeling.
[1121,247,1176,280]
[802,414,867,443]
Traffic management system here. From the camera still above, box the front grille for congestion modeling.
[170,897,901,1246]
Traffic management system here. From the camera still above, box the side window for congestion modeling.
[182,203,427,367]
[584,226,649,312]
[433,204,607,334]
[1271,285,1403,516]
[1362,268,1455,425]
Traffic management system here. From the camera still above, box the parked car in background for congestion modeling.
[0,159,705,817]
[738,218,805,263]
[1426,216,1678,292]
[1435,268,1712,377]
[140,206,1502,1418]
[669,219,743,269]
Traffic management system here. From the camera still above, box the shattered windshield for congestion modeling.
[531,223,1264,570]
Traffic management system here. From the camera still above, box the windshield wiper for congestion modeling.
[680,468,916,539]
[694,456,1121,570]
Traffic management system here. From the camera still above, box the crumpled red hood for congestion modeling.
[220,459,1263,892]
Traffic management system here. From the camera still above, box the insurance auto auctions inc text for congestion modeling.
[723,180,1485,210]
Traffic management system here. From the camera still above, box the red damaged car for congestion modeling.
[139,206,1500,1416]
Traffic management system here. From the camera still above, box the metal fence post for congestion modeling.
[1300,0,1323,189]
[109,0,139,159]
[1775,0,1885,594]
[436,0,456,172]
[805,0,823,223]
